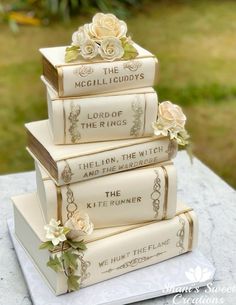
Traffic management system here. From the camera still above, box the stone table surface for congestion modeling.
[0,151,236,305]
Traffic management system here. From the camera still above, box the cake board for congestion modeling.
[7,218,215,305]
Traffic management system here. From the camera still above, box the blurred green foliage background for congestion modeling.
[0,0,235,188]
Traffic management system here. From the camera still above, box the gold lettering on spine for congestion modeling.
[56,186,63,223]
[161,166,169,219]
[185,212,194,251]
[101,251,166,274]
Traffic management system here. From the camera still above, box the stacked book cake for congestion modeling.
[12,13,198,295]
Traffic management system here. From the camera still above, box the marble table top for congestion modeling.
[0,151,236,305]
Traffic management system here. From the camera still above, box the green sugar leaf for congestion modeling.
[65,46,79,63]
[67,239,87,251]
[62,250,78,270]
[47,255,62,272]
[39,241,54,250]
[120,37,128,46]
[122,43,138,60]
[66,46,79,51]
[67,275,80,292]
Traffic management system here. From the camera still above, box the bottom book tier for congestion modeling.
[12,192,198,296]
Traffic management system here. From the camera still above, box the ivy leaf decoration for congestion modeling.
[62,250,78,270]
[122,41,138,60]
[39,241,54,250]
[67,240,87,251]
[65,46,79,63]
[41,214,92,292]
[67,275,80,292]
[47,255,62,272]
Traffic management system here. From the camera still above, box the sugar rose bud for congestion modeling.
[89,13,127,40]
[158,101,186,130]
[65,211,94,240]
[99,37,124,61]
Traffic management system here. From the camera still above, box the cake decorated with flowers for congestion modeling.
[12,12,197,295]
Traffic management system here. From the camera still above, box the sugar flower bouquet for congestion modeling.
[40,211,94,292]
[152,101,190,147]
[65,13,138,62]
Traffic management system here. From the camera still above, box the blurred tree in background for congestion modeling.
[0,0,144,32]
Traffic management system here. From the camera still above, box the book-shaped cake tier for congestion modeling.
[43,76,158,144]
[41,47,158,98]
[12,192,198,295]
[26,120,178,185]
[36,161,177,228]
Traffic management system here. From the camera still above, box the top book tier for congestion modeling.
[40,44,158,98]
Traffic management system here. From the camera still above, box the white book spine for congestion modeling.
[47,89,158,144]
[58,57,158,97]
[56,137,178,185]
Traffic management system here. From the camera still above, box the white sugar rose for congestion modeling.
[65,211,94,240]
[158,101,186,130]
[99,37,124,61]
[89,13,127,40]
[44,219,67,246]
[80,39,98,59]
[72,24,90,47]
